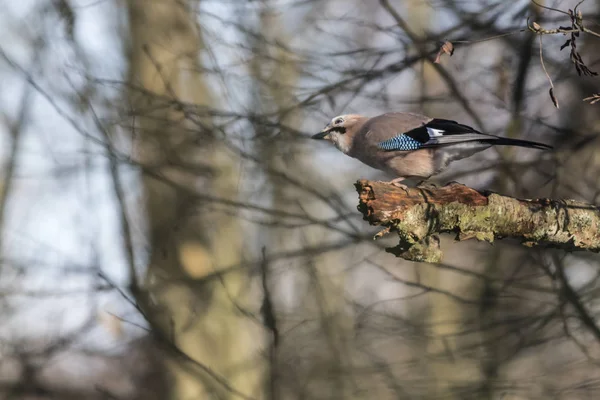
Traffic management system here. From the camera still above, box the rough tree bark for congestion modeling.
[356,180,600,263]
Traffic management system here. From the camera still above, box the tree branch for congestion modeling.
[355,180,600,263]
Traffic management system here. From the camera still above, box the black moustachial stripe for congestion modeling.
[330,126,347,134]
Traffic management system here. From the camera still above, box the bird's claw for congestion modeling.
[388,178,409,193]
[416,180,437,189]
[391,181,408,191]
[376,179,410,193]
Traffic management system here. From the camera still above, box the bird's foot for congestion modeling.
[392,182,409,192]
[380,178,409,193]
[416,180,438,189]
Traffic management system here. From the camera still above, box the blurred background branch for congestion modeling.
[0,0,600,399]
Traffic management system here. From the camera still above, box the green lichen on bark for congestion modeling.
[355,180,600,262]
[386,235,443,263]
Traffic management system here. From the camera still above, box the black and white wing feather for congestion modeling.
[377,118,552,151]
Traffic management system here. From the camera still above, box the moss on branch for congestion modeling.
[355,180,600,262]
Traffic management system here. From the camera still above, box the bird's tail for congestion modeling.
[484,137,553,150]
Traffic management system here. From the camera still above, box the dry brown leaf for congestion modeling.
[549,88,559,108]
[434,41,454,63]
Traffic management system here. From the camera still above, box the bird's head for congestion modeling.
[312,114,365,153]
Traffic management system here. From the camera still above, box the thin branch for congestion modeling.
[259,247,279,400]
[531,25,600,39]
[531,0,570,16]
[583,93,600,104]
[553,254,600,343]
[538,34,559,108]
[452,29,526,44]
[98,272,256,400]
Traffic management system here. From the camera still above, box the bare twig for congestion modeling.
[531,0,570,16]
[553,254,600,344]
[583,93,600,104]
[538,35,559,108]
[259,247,279,400]
[529,4,600,77]
[98,272,256,400]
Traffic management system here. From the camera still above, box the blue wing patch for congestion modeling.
[377,134,422,151]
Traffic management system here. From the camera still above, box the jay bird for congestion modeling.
[312,112,552,188]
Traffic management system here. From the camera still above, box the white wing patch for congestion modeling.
[426,127,445,137]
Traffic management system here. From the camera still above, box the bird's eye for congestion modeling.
[334,117,344,125]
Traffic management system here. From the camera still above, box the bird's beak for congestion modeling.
[312,125,331,140]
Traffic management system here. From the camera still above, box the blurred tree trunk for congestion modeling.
[248,6,294,398]
[401,1,483,398]
[125,1,263,399]
[249,3,359,397]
